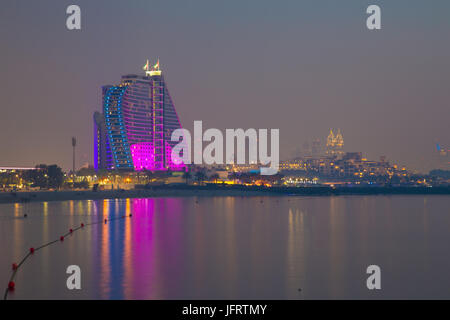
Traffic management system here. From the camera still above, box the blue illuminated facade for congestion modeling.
[94,62,184,171]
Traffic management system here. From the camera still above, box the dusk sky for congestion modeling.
[0,0,449,172]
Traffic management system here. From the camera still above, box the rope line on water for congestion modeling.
[3,213,133,300]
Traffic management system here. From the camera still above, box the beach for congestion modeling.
[1,185,449,204]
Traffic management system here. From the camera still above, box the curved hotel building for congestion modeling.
[93,60,185,171]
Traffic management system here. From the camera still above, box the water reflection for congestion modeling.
[1,196,450,299]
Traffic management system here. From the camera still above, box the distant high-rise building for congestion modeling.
[311,138,322,157]
[326,128,344,156]
[335,129,344,151]
[302,141,312,157]
[301,138,322,157]
[435,143,450,169]
[326,129,335,152]
[94,60,185,171]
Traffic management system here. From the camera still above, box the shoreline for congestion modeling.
[0,185,449,204]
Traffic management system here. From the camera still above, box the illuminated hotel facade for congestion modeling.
[94,60,185,171]
[326,128,344,157]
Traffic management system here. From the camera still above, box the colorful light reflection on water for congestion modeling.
[1,196,450,299]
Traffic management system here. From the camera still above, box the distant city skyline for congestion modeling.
[1,1,449,173]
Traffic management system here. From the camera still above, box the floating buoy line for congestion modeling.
[3,213,133,300]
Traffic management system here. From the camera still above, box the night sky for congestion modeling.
[1,0,449,172]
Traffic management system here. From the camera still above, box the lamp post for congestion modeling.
[72,137,76,189]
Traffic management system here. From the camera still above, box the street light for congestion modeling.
[72,137,76,188]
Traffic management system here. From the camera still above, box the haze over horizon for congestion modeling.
[1,0,449,173]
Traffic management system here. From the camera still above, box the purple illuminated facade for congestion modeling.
[94,62,185,171]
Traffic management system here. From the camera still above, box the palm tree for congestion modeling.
[229,172,239,184]
[194,171,207,185]
[143,170,156,184]
[182,171,192,185]
[209,173,220,183]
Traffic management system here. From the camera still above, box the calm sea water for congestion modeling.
[0,195,449,299]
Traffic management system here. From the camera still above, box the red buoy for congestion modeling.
[8,281,15,290]
[81,223,84,228]
[29,247,35,254]
[60,236,64,241]
[12,263,18,270]
[69,229,73,233]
